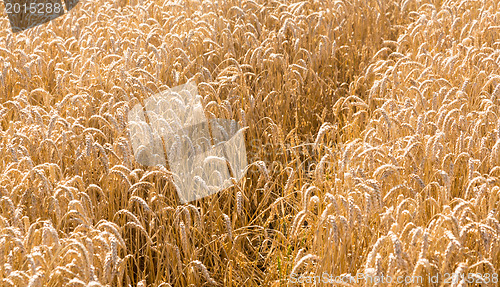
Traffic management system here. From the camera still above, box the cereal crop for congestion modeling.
[0,0,499,286]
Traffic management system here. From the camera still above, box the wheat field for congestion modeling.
[0,0,499,286]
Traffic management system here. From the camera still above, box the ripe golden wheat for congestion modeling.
[0,0,499,286]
